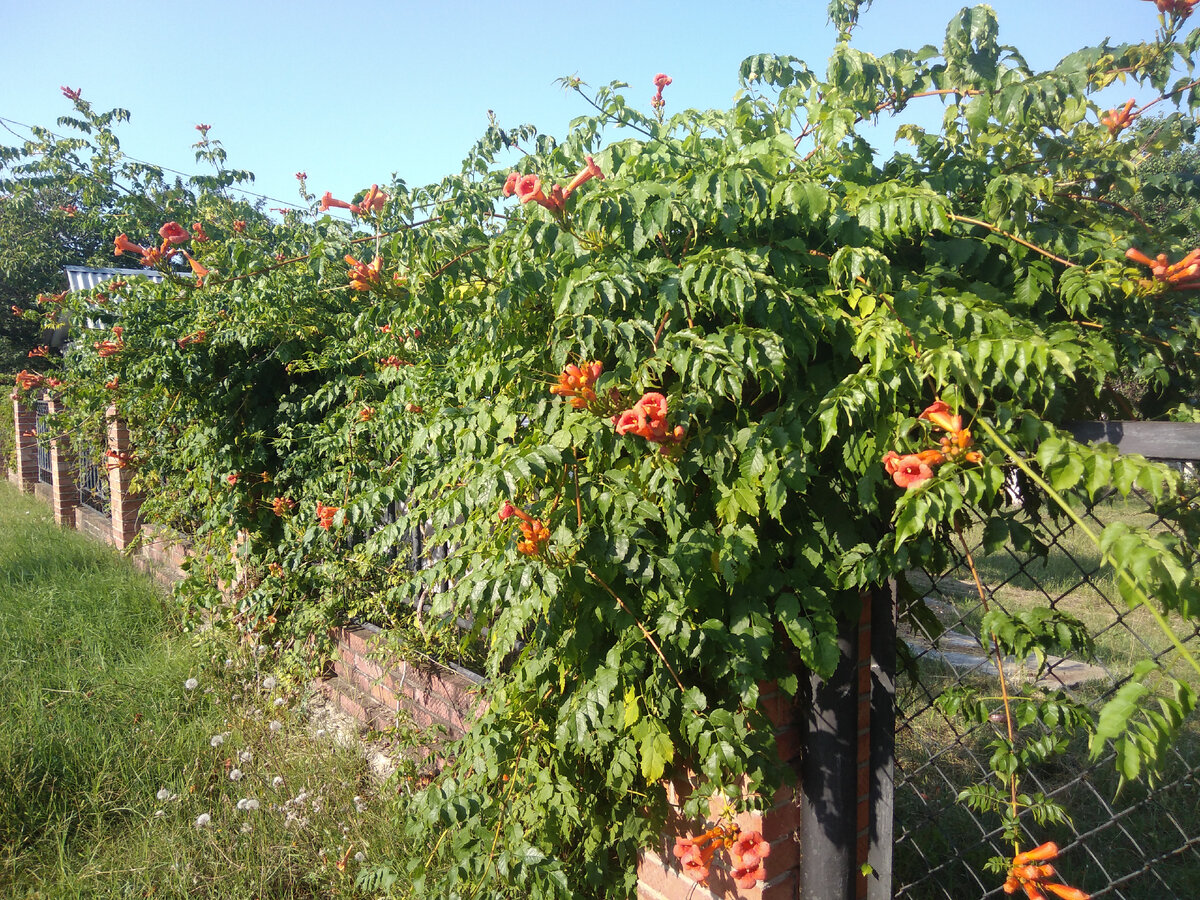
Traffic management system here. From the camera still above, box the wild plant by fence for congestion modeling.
[894,428,1200,900]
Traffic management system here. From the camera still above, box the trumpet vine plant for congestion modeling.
[6,0,1200,896]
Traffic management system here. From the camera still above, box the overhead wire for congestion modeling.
[0,113,312,212]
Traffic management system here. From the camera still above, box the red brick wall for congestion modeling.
[324,623,485,742]
[136,524,191,585]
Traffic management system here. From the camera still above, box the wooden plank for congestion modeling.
[1066,421,1200,461]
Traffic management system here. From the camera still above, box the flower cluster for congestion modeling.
[1142,0,1197,18]
[359,407,375,422]
[1100,99,1136,135]
[316,503,339,530]
[272,496,296,516]
[614,392,686,453]
[882,400,982,489]
[106,449,135,469]
[94,327,125,358]
[501,156,605,214]
[729,831,771,889]
[114,221,208,273]
[28,345,49,358]
[499,502,550,556]
[671,823,769,892]
[549,361,604,409]
[345,254,383,291]
[15,370,44,391]
[177,329,207,348]
[1125,247,1200,291]
[651,73,672,111]
[319,184,388,215]
[1004,842,1089,900]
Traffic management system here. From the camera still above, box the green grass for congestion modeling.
[0,481,408,899]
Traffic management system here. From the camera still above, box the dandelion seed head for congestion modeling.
[354,851,366,863]
[153,809,165,818]
[269,720,282,733]
[272,776,285,789]
[239,750,253,763]
[184,678,198,691]
[210,734,224,747]
[240,822,253,833]
[274,697,286,707]
[157,788,171,801]
[262,676,277,690]
[194,813,211,828]
[229,768,243,781]
[224,658,233,668]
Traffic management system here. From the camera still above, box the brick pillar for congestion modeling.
[47,393,79,527]
[13,395,38,492]
[106,405,143,549]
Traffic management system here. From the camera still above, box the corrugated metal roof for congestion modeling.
[64,265,165,292]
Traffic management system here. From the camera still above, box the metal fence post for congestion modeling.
[800,603,861,900]
[868,581,897,900]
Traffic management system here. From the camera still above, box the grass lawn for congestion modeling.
[0,481,407,899]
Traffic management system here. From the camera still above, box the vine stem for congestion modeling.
[586,567,685,692]
[954,522,1021,834]
[947,215,1077,268]
[470,735,530,899]
[974,417,1200,681]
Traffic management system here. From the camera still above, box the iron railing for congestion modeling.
[77,433,110,515]
[34,399,52,485]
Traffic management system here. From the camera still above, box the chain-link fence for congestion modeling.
[893,432,1200,900]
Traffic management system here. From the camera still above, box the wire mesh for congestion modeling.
[893,459,1200,900]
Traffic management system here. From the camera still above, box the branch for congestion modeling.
[948,214,1077,268]
[586,567,685,692]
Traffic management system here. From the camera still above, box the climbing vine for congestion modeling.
[7,1,1200,896]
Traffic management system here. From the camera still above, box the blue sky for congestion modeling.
[0,1,1175,213]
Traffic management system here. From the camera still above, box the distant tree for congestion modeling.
[1106,114,1200,417]
[1126,114,1200,248]
[0,89,259,374]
